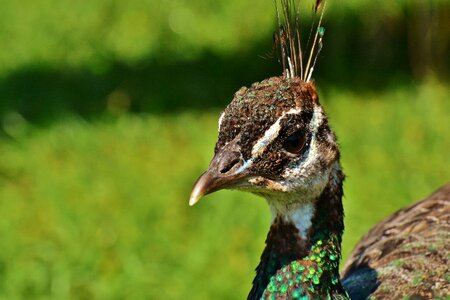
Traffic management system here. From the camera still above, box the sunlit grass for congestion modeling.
[0,82,449,299]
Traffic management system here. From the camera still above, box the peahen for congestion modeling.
[189,1,450,298]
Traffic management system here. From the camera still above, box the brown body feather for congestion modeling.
[342,184,450,299]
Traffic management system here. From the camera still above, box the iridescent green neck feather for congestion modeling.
[248,166,349,300]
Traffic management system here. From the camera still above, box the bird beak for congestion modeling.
[189,149,248,206]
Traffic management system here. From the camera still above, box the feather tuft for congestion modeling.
[274,0,326,82]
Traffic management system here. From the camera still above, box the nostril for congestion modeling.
[219,152,241,174]
[220,158,240,174]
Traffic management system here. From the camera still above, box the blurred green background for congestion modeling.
[0,0,449,299]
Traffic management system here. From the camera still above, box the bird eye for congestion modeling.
[283,131,307,154]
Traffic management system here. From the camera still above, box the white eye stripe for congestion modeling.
[309,105,324,133]
[218,112,225,132]
[251,108,302,158]
[251,117,283,157]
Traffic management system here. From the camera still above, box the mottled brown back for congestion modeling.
[342,183,450,299]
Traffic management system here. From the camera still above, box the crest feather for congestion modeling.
[274,0,326,81]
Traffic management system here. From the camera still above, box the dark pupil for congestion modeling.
[284,131,306,154]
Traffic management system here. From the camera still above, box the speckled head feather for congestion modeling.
[212,76,339,205]
[216,76,319,160]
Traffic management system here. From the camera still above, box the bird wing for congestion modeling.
[341,183,450,299]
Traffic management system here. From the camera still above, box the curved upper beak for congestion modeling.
[189,147,249,206]
[189,170,241,206]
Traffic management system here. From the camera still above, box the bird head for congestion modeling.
[190,76,340,211]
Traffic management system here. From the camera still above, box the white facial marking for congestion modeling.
[251,120,282,157]
[249,177,288,192]
[236,158,253,173]
[251,108,302,158]
[309,105,324,132]
[282,105,325,179]
[218,112,225,132]
[293,106,325,174]
[277,105,329,201]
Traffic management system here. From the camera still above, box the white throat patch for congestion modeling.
[269,202,315,239]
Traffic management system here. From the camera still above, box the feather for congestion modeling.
[274,0,326,81]
[315,0,323,12]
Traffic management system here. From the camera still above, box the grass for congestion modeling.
[0,0,448,298]
[0,81,449,299]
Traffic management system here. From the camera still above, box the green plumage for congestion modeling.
[261,234,349,300]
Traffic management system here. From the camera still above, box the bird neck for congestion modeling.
[248,164,348,299]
